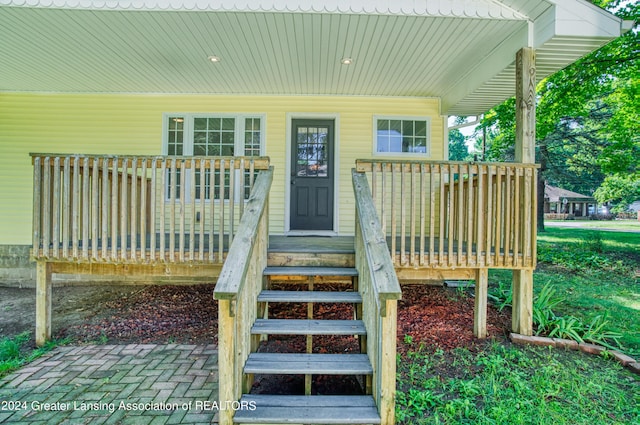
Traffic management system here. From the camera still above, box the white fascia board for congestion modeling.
[547,0,623,38]
[0,0,527,18]
[441,24,528,114]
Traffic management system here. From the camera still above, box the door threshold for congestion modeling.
[285,230,338,237]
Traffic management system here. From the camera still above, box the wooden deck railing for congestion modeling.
[31,154,270,264]
[213,167,273,425]
[356,160,538,269]
[352,170,402,425]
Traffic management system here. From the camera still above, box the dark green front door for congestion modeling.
[290,119,334,231]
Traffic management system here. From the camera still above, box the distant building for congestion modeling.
[544,184,595,217]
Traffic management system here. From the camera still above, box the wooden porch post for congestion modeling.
[513,47,536,336]
[474,268,488,338]
[35,260,52,346]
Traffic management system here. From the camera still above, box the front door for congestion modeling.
[290,119,335,231]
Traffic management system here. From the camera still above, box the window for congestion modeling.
[163,114,265,201]
[374,116,430,156]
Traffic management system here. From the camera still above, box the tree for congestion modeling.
[477,0,639,228]
[448,128,469,161]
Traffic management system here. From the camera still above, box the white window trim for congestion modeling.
[372,115,432,158]
[161,113,266,203]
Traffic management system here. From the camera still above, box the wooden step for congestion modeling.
[257,290,362,303]
[264,266,358,277]
[251,319,366,335]
[234,395,381,424]
[244,353,372,375]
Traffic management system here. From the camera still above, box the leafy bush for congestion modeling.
[489,281,623,350]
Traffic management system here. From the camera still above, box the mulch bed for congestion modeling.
[57,281,511,394]
[58,281,510,351]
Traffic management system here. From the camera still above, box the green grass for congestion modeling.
[0,331,67,378]
[396,343,640,425]
[491,227,639,355]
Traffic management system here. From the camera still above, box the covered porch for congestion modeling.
[30,151,537,424]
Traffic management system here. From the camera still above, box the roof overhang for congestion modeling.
[0,0,626,115]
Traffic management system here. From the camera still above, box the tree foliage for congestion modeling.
[448,128,470,161]
[476,1,639,211]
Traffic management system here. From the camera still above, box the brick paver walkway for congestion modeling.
[0,344,218,424]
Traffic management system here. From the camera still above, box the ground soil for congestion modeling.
[0,281,511,394]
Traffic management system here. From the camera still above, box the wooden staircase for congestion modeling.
[234,265,381,424]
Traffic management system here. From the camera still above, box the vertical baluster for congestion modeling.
[466,163,474,265]
[447,164,455,267]
[101,158,109,260]
[504,167,512,266]
[52,157,61,259]
[120,158,129,262]
[130,158,138,262]
[475,164,485,266]
[179,159,187,263]
[209,159,216,262]
[229,159,236,246]
[160,158,167,262]
[150,158,158,262]
[189,158,196,262]
[42,157,51,258]
[494,166,503,266]
[390,163,397,265]
[249,159,255,192]
[62,157,71,259]
[219,159,226,261]
[111,158,119,261]
[91,158,99,260]
[81,157,89,260]
[400,165,407,266]
[140,158,148,262]
[529,168,538,265]
[438,163,446,266]
[371,163,377,206]
[199,158,206,262]
[419,163,426,266]
[239,158,246,216]
[71,156,80,259]
[169,158,177,262]
[457,163,464,266]
[32,157,42,257]
[380,162,386,237]
[429,163,436,265]
[409,163,417,267]
[513,167,521,266]
[485,166,494,266]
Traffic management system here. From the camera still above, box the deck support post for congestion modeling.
[35,261,52,346]
[512,46,536,336]
[512,270,534,335]
[474,268,488,338]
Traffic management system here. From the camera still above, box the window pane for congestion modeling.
[222,118,235,130]
[415,121,427,137]
[375,118,428,155]
[402,120,414,136]
[194,118,207,131]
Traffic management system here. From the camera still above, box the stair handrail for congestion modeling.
[352,168,401,425]
[213,166,273,425]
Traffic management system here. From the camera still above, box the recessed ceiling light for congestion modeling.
[341,57,353,65]
[208,55,221,63]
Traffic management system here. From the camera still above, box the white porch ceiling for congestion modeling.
[0,0,625,115]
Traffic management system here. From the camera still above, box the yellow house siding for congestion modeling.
[0,92,443,245]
